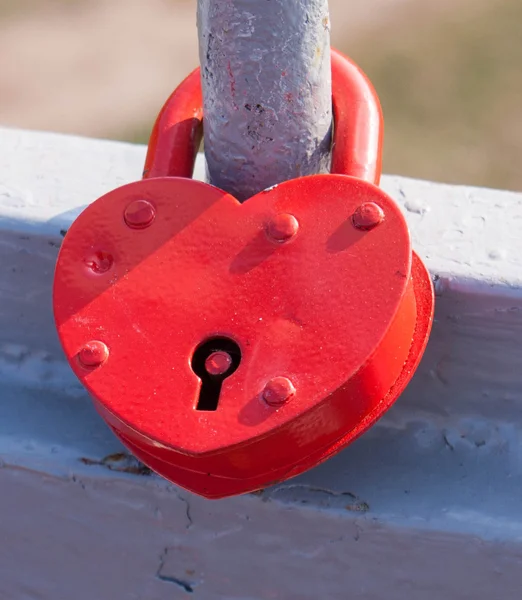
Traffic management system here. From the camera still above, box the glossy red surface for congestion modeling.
[262,377,296,407]
[78,341,109,369]
[205,352,233,377]
[266,213,300,243]
[102,254,432,500]
[352,202,385,231]
[123,199,156,229]
[53,48,434,499]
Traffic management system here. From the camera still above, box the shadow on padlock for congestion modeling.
[53,49,434,499]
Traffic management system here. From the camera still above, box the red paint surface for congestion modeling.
[352,202,385,230]
[77,341,109,369]
[124,199,156,229]
[53,49,434,499]
[205,351,233,377]
[263,377,296,407]
[266,213,300,243]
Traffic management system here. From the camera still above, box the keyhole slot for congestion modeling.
[191,337,242,412]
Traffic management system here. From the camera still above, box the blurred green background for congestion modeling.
[0,0,520,191]
[351,0,522,191]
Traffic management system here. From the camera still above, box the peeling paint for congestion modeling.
[80,453,152,476]
[197,0,332,200]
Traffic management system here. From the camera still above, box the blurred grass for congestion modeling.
[0,0,81,18]
[125,0,522,190]
[348,0,522,190]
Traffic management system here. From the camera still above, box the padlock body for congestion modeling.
[53,48,434,499]
[54,175,433,497]
[97,252,431,499]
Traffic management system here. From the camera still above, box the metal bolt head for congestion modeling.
[205,351,233,377]
[352,202,384,231]
[263,377,296,407]
[78,341,109,368]
[124,199,156,229]
[267,213,299,243]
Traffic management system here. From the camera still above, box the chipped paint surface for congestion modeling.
[1,129,522,598]
[198,0,332,200]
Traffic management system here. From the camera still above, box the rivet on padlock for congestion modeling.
[53,48,434,499]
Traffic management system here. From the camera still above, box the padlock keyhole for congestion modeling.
[191,337,241,411]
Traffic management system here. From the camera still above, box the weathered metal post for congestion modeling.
[197,0,333,201]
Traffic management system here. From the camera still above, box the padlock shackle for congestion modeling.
[143,49,383,187]
[143,68,204,180]
[330,49,383,185]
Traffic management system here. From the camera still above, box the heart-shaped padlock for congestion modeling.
[53,50,434,499]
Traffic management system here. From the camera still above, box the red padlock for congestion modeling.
[53,49,434,499]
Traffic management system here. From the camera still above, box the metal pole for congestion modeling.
[197,0,332,201]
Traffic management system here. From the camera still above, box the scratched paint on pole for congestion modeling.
[197,0,333,201]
